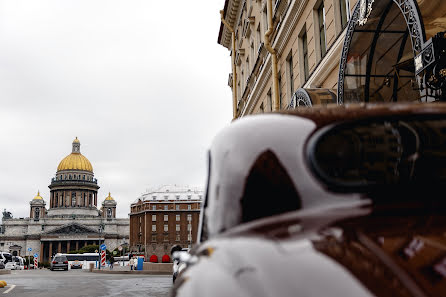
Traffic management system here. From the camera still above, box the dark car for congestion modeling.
[50,255,68,271]
[0,261,4,269]
[172,103,446,297]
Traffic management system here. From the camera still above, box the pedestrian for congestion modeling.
[129,257,134,271]
[133,257,138,271]
[110,256,114,270]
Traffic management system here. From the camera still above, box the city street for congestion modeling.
[0,269,171,297]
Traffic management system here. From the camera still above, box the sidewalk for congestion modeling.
[90,268,170,275]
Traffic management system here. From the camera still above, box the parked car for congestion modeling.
[70,260,83,269]
[0,252,13,270]
[50,254,68,271]
[172,103,446,297]
[12,256,25,270]
[0,261,5,269]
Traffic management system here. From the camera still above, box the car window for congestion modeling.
[54,256,67,261]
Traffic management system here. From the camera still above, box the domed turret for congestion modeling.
[57,137,93,172]
[102,192,117,219]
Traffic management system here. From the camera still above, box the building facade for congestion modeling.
[129,185,203,261]
[0,138,129,263]
[218,0,446,119]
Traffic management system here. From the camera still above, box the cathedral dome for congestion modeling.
[57,137,93,172]
[33,191,43,200]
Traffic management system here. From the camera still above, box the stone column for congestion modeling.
[84,241,87,247]
[48,242,52,260]
[76,241,79,251]
[94,193,97,207]
[67,241,71,252]
[58,242,61,253]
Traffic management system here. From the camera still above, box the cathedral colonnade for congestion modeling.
[40,239,103,262]
[49,190,98,208]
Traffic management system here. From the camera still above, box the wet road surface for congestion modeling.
[0,269,171,296]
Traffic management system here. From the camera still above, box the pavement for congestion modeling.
[0,269,172,296]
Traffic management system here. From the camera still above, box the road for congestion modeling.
[0,269,172,297]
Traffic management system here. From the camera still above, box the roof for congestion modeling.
[136,185,204,203]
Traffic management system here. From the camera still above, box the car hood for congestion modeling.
[174,201,446,297]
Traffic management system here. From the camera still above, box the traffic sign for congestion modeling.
[118,246,122,251]
[100,244,106,251]
[33,253,38,258]
[28,248,32,252]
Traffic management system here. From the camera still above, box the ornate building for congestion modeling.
[0,138,129,263]
[218,0,446,118]
[129,185,203,261]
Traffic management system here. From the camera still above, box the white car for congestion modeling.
[0,252,13,269]
[13,256,25,270]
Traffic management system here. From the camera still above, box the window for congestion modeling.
[83,175,85,180]
[188,234,192,241]
[164,195,168,200]
[152,196,156,200]
[176,195,180,200]
[256,24,261,51]
[263,6,268,34]
[317,3,326,57]
[286,52,294,101]
[164,215,168,221]
[152,214,156,221]
[107,208,112,218]
[164,205,168,210]
[175,205,180,210]
[187,205,191,210]
[164,224,168,232]
[152,225,156,232]
[187,224,192,231]
[187,214,192,221]
[176,215,180,221]
[176,234,180,241]
[340,0,350,29]
[42,225,45,231]
[152,205,156,210]
[152,235,157,242]
[187,195,191,200]
[176,224,180,231]
[260,102,264,113]
[71,193,76,207]
[34,208,40,220]
[301,30,309,81]
[164,235,169,242]
[69,175,72,180]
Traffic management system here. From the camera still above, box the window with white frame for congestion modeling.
[176,195,180,200]
[152,196,156,200]
[187,195,191,200]
[152,225,156,232]
[152,235,156,242]
[176,224,180,231]
[187,205,191,210]
[152,205,156,210]
[176,215,180,221]
[187,214,192,221]
[187,224,191,231]
[176,205,180,210]
[176,234,180,241]
[286,51,294,102]
[152,214,156,221]
[188,234,192,241]
[164,205,168,210]
[164,215,168,221]
[164,224,168,232]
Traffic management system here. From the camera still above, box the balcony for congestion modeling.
[50,178,99,188]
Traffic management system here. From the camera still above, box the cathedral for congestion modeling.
[0,138,129,263]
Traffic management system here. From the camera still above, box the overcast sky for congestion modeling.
[0,0,232,219]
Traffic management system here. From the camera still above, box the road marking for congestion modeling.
[3,285,16,294]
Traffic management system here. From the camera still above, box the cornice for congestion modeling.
[221,0,243,49]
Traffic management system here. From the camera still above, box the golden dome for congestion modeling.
[33,191,43,200]
[57,137,93,172]
[105,192,114,201]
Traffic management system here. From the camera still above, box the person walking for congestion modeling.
[133,257,138,271]
[129,257,134,271]
[109,256,114,270]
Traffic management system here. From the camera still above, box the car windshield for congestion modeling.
[3,254,12,262]
[54,257,67,262]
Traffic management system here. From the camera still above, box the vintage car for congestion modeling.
[172,103,446,297]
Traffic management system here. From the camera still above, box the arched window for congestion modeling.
[69,175,72,180]
[35,208,40,220]
[107,208,112,218]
